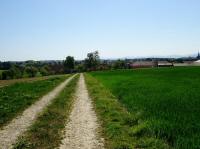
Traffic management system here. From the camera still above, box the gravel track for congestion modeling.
[0,75,76,149]
[59,74,104,149]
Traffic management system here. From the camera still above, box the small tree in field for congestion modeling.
[24,66,38,77]
[84,51,100,71]
[64,56,75,73]
[40,66,49,76]
[10,66,22,79]
[75,63,85,72]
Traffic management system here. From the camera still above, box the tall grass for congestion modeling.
[85,74,168,149]
[90,67,200,149]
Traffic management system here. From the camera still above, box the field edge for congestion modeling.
[85,73,169,149]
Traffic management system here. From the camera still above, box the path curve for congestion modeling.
[0,75,76,149]
[59,74,104,149]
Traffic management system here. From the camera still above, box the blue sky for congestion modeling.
[0,0,200,61]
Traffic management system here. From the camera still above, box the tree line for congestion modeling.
[63,51,129,72]
[0,51,130,80]
[0,61,65,80]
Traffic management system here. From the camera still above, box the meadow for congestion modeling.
[90,67,200,149]
[0,75,69,128]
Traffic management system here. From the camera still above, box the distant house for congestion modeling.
[157,61,174,67]
[174,61,194,67]
[174,52,200,67]
[193,60,200,66]
[130,61,157,68]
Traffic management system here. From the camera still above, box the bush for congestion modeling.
[1,66,22,80]
[2,70,13,80]
[10,66,22,79]
[24,66,38,77]
[40,67,49,76]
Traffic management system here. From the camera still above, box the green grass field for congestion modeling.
[90,67,200,149]
[0,75,69,128]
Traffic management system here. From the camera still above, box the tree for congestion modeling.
[75,63,85,72]
[0,62,12,70]
[10,66,22,79]
[2,71,11,80]
[84,51,100,71]
[1,66,22,80]
[49,62,64,74]
[24,66,38,77]
[113,59,126,69]
[64,56,75,73]
[40,66,49,76]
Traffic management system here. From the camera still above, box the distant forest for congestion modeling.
[0,51,198,80]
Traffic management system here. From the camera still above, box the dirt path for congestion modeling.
[0,75,76,149]
[59,74,104,149]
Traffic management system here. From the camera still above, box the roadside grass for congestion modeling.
[84,74,168,149]
[90,67,200,149]
[0,75,69,128]
[0,74,67,88]
[13,74,79,149]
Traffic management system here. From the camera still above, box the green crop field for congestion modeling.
[0,75,69,128]
[90,67,200,149]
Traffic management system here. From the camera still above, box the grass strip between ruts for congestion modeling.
[13,74,79,149]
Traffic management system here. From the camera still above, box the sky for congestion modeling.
[0,0,200,61]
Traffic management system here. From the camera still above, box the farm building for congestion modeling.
[193,60,200,66]
[158,61,174,67]
[174,60,200,67]
[174,61,195,67]
[130,61,157,68]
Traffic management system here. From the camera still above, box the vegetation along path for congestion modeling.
[0,74,65,88]
[0,74,76,149]
[59,74,104,149]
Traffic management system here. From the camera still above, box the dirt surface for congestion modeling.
[0,75,76,149]
[59,74,104,149]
